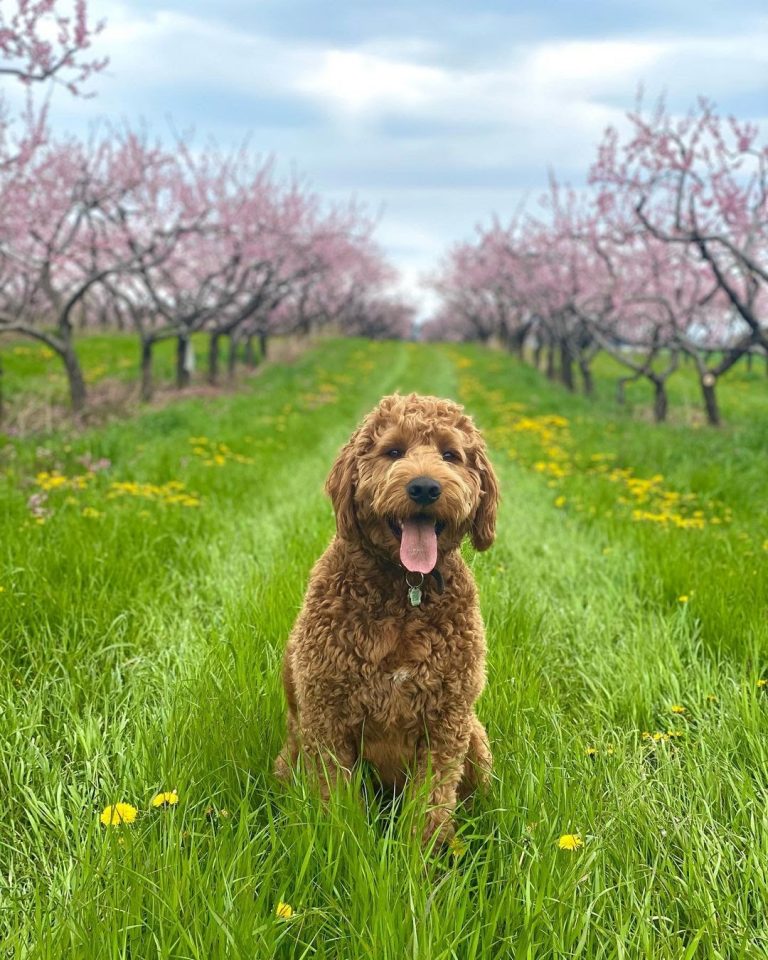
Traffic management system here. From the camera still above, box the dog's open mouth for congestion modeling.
[387,516,445,574]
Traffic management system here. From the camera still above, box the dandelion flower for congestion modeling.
[757,679,767,689]
[100,803,138,826]
[448,836,467,858]
[678,595,689,603]
[150,790,179,808]
[670,705,686,715]
[558,833,583,852]
[706,694,718,702]
[554,496,567,508]
[642,731,669,743]
[584,747,598,758]
[275,901,293,919]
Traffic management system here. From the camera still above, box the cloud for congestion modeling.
[296,49,445,114]
[526,39,672,89]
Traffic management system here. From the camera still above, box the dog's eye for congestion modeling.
[386,449,404,459]
[442,450,460,462]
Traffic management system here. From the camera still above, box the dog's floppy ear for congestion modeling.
[471,442,500,551]
[325,434,359,539]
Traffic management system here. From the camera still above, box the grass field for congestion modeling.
[1,338,767,958]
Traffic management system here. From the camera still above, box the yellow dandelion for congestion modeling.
[584,747,598,758]
[81,507,103,519]
[554,496,567,508]
[642,731,670,743]
[275,902,293,920]
[670,705,686,715]
[558,833,583,851]
[100,803,138,826]
[150,790,179,808]
[757,679,768,689]
[706,694,718,702]
[448,836,467,858]
[0,586,5,593]
[677,595,689,603]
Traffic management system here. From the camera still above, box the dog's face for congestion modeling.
[326,393,499,571]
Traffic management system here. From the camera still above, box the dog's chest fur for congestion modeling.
[337,596,483,731]
[290,543,486,763]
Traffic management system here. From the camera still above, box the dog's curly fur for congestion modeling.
[275,392,499,844]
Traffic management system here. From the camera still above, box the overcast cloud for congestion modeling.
[18,0,768,316]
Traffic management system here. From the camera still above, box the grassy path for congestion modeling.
[0,340,766,958]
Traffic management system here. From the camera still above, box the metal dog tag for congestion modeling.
[408,585,422,606]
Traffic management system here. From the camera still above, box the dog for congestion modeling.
[274,392,499,845]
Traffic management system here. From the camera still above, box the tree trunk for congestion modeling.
[62,343,87,413]
[227,333,240,382]
[652,378,668,423]
[140,338,154,402]
[533,342,543,369]
[208,331,222,385]
[559,340,575,392]
[510,330,525,360]
[578,356,594,397]
[545,342,556,380]
[746,350,753,372]
[0,353,4,425]
[259,331,269,361]
[244,335,257,368]
[176,334,192,389]
[700,374,720,426]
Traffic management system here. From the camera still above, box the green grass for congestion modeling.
[585,350,768,426]
[0,331,212,409]
[1,338,767,958]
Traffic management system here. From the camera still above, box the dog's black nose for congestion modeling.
[407,476,442,505]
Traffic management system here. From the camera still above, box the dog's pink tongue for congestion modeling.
[400,518,437,574]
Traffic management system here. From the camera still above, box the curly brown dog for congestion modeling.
[275,392,499,845]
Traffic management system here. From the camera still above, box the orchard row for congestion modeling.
[426,98,767,425]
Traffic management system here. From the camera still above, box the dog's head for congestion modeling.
[326,393,499,571]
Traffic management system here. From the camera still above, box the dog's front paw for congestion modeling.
[421,810,455,849]
[273,752,292,782]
